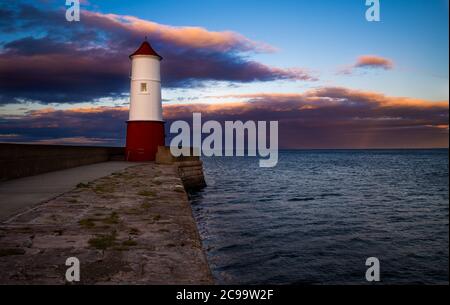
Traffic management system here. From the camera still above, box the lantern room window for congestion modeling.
[140,83,147,93]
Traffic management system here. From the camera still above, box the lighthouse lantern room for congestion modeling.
[126,39,165,161]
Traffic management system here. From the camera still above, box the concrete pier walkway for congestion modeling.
[0,163,213,284]
[0,162,137,221]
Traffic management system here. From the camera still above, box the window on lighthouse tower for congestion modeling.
[140,82,148,93]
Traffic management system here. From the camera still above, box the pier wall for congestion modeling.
[155,146,207,190]
[0,143,124,181]
[0,163,213,284]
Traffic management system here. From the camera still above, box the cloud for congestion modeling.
[94,12,276,53]
[0,106,128,146]
[1,87,447,148]
[339,55,394,75]
[0,3,314,105]
[33,136,118,145]
[354,55,394,70]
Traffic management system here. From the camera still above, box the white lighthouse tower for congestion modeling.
[126,39,165,161]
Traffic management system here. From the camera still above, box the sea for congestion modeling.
[190,149,449,284]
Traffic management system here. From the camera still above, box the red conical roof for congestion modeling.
[129,40,162,60]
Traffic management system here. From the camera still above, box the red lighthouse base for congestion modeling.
[126,121,165,161]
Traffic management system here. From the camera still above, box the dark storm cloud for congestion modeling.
[0,36,130,103]
[0,106,129,145]
[1,87,447,148]
[0,3,314,105]
[163,87,449,148]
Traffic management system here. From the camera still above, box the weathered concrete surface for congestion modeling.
[0,143,125,182]
[0,163,213,284]
[0,161,137,221]
[156,146,207,190]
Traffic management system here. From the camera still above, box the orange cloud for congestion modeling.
[191,87,448,111]
[1,87,448,148]
[87,12,276,53]
[355,55,394,70]
[34,137,117,145]
[339,55,394,75]
[1,3,313,105]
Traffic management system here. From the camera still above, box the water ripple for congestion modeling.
[190,149,449,284]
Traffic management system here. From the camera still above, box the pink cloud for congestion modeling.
[355,55,394,70]
[85,11,276,54]
[3,87,445,148]
[339,55,394,75]
[0,3,315,104]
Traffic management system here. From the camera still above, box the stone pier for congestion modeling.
[155,146,207,190]
[0,162,213,284]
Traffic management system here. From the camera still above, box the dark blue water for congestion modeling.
[190,150,449,284]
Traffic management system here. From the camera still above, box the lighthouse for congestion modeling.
[126,39,165,161]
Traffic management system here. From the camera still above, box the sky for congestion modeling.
[0,0,448,148]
